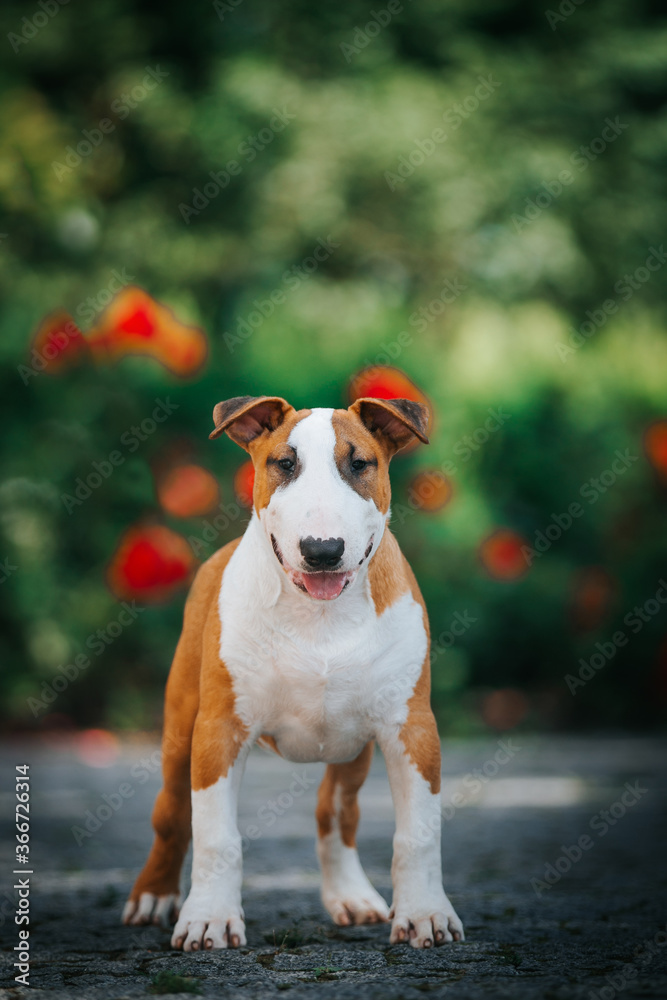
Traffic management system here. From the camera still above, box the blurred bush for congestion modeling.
[0,0,666,734]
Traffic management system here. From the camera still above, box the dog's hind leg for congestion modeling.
[315,741,390,926]
[121,628,199,927]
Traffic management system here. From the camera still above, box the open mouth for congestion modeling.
[270,534,355,601]
[289,569,353,601]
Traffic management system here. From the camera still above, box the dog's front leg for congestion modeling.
[378,712,464,949]
[171,716,252,952]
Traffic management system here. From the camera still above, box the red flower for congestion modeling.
[234,460,255,509]
[156,463,220,519]
[87,287,208,378]
[644,420,667,475]
[349,365,429,406]
[29,312,89,374]
[349,366,431,451]
[570,567,616,632]
[479,529,530,581]
[408,470,453,512]
[107,524,198,603]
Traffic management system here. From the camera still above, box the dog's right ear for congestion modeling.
[209,396,293,450]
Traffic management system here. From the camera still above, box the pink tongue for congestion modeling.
[301,572,347,600]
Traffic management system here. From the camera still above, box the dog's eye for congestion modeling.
[278,458,295,472]
[351,458,369,472]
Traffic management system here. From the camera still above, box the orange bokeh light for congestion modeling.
[479,529,530,581]
[644,420,667,475]
[88,287,208,378]
[156,464,220,519]
[570,567,616,632]
[29,312,90,375]
[481,688,530,730]
[75,728,120,768]
[348,366,431,452]
[107,524,198,603]
[408,470,452,512]
[234,460,255,509]
[29,287,208,380]
[349,365,427,405]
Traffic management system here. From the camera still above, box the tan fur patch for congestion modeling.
[331,409,391,514]
[368,531,440,794]
[399,559,441,794]
[128,538,243,900]
[315,742,374,847]
[257,733,282,756]
[248,408,312,512]
[191,598,249,791]
[367,529,410,616]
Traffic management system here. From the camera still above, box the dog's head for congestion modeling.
[210,395,429,601]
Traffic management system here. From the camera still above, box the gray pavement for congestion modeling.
[1,735,666,999]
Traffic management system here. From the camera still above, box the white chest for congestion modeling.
[217,537,427,764]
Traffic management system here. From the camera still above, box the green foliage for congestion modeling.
[0,0,665,732]
[149,970,201,995]
[312,953,341,981]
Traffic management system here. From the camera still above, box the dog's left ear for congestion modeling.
[350,397,430,455]
[209,395,293,450]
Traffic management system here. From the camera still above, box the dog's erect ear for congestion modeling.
[350,397,430,455]
[209,396,293,450]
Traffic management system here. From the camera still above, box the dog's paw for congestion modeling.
[322,879,390,926]
[122,892,180,928]
[171,895,246,951]
[389,894,464,948]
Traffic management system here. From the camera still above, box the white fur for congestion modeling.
[318,787,390,925]
[173,408,463,949]
[123,891,179,928]
[218,514,426,763]
[172,752,250,951]
[263,408,386,580]
[379,736,465,947]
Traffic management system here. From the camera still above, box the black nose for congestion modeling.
[299,536,345,568]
